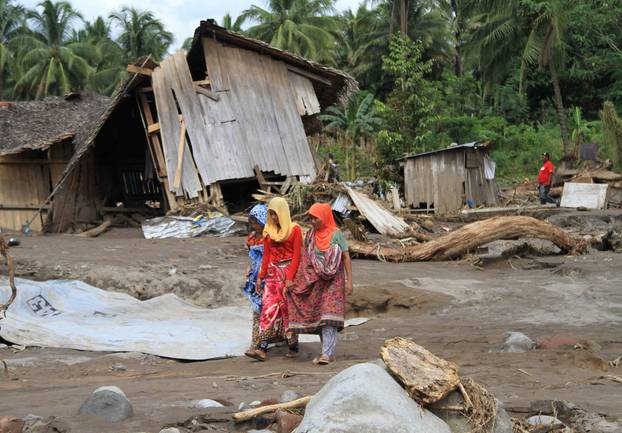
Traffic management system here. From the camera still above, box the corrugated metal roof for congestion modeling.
[397,141,488,161]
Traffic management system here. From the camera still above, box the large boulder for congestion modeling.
[78,385,133,422]
[295,363,451,433]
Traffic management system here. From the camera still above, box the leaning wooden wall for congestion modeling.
[464,150,498,207]
[0,155,51,231]
[404,151,465,214]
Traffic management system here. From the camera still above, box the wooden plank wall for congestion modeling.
[152,58,203,198]
[0,155,50,231]
[202,38,317,182]
[465,150,498,206]
[288,71,321,116]
[404,151,465,214]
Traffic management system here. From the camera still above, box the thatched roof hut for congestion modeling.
[0,93,109,232]
[0,92,109,156]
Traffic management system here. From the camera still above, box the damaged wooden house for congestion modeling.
[0,19,356,233]
[399,141,499,215]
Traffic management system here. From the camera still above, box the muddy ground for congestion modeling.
[1,212,621,432]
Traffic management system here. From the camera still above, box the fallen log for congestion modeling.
[349,216,585,262]
[232,396,312,423]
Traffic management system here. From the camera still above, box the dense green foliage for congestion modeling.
[1,0,621,182]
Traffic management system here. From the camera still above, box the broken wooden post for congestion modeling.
[173,118,186,190]
[232,396,312,423]
[0,237,17,318]
[380,337,461,404]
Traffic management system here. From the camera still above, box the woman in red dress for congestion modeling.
[245,197,301,362]
[286,203,353,365]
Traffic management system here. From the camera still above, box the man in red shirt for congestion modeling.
[538,152,559,206]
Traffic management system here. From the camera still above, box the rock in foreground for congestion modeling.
[78,385,133,422]
[296,363,451,433]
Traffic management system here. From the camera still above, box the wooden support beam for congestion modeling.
[147,122,160,134]
[287,65,332,86]
[193,78,211,86]
[136,93,178,212]
[193,84,220,101]
[173,119,186,189]
[138,86,153,93]
[0,160,69,165]
[127,64,153,76]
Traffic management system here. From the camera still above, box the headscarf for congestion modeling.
[308,202,338,252]
[265,197,297,242]
[249,204,267,226]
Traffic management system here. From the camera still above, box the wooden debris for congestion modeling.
[232,396,312,423]
[345,187,410,237]
[173,119,187,189]
[76,216,114,238]
[127,64,153,76]
[349,216,584,262]
[380,337,461,404]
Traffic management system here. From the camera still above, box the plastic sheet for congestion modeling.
[141,215,238,239]
[0,277,251,360]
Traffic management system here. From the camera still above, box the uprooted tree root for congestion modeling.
[349,216,587,262]
[461,378,498,433]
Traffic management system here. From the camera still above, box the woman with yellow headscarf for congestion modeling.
[246,197,301,362]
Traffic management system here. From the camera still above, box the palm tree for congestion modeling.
[222,13,245,32]
[519,0,573,157]
[337,5,387,88]
[0,0,23,75]
[469,0,575,157]
[320,90,384,178]
[109,7,173,62]
[438,0,476,76]
[9,0,95,99]
[75,16,126,96]
[240,0,339,63]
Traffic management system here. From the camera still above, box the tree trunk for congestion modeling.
[348,216,584,262]
[549,61,570,158]
[400,0,408,36]
[454,39,463,76]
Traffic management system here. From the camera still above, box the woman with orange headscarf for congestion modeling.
[245,197,301,362]
[286,202,353,365]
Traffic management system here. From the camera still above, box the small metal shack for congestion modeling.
[400,141,498,215]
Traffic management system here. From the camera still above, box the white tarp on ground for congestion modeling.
[560,182,609,209]
[0,278,251,360]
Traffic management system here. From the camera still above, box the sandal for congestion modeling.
[313,355,336,365]
[245,349,267,362]
[285,345,299,358]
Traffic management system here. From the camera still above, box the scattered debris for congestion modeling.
[349,216,585,262]
[232,396,312,423]
[275,409,303,433]
[78,386,134,422]
[560,183,609,209]
[500,332,536,353]
[345,187,411,237]
[141,214,238,239]
[191,399,225,409]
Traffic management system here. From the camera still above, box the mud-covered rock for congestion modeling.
[79,385,133,422]
[499,332,535,353]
